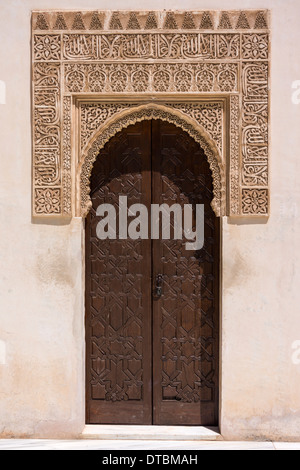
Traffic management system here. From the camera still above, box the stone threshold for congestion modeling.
[81,425,223,441]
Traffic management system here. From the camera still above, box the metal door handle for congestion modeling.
[155,274,163,297]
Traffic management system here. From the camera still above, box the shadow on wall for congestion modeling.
[227,216,269,226]
[31,216,74,227]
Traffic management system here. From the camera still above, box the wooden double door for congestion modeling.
[85,120,219,425]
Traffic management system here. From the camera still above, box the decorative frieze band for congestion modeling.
[32,10,270,218]
[34,32,269,62]
[62,96,72,216]
[64,63,239,94]
[33,62,62,215]
[32,10,268,32]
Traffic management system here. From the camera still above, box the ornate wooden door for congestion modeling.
[85,120,219,425]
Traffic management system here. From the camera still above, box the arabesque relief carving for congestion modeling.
[78,103,225,218]
[32,10,270,217]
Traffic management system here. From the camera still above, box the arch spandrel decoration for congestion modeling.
[77,103,225,218]
[32,9,270,218]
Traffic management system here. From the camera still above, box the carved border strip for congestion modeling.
[31,10,270,217]
[64,63,240,94]
[32,10,269,32]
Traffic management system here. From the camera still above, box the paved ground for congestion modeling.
[0,439,299,450]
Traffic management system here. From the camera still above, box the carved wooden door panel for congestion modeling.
[151,120,219,425]
[85,120,219,425]
[85,121,152,424]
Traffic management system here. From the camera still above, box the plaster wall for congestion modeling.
[0,0,300,440]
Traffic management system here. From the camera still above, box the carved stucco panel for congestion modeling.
[80,101,224,155]
[31,9,270,218]
[77,103,225,218]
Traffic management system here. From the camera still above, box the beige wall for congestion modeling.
[0,0,300,440]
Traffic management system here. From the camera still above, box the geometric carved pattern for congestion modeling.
[152,121,219,422]
[85,120,220,424]
[64,63,239,94]
[166,102,223,153]
[32,9,270,217]
[78,104,226,219]
[242,189,268,215]
[85,122,152,422]
[88,227,145,403]
[229,95,240,215]
[80,102,224,154]
[62,96,72,216]
[80,103,138,151]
